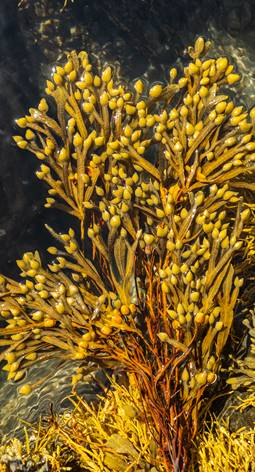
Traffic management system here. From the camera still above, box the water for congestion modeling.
[1,0,255,438]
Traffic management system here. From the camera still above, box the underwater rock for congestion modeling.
[219,390,255,432]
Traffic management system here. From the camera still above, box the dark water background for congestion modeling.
[1,0,255,435]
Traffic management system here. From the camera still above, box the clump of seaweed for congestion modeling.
[197,420,255,471]
[0,375,255,472]
[1,375,255,472]
[0,434,67,471]
[1,37,255,470]
[0,374,163,471]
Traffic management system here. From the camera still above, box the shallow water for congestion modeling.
[1,0,255,438]
[0,358,105,436]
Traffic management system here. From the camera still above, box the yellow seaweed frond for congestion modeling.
[0,374,165,472]
[197,421,255,472]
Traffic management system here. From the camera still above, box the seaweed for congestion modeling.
[1,37,255,470]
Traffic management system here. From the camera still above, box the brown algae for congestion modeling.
[0,37,255,470]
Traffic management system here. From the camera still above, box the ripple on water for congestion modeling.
[0,358,102,436]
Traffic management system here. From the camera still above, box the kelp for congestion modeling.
[1,37,255,470]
